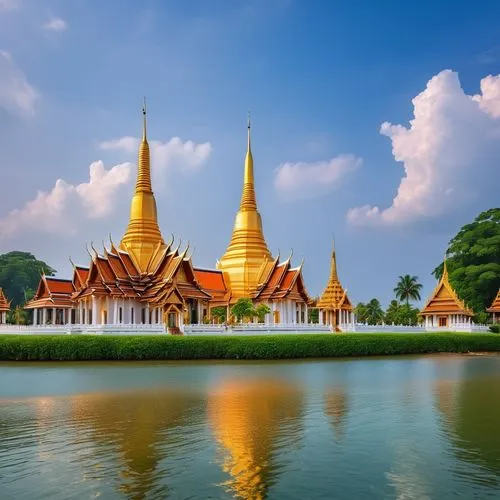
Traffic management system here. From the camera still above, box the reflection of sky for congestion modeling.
[1,355,500,499]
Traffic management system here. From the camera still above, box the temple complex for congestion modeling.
[0,288,10,324]
[315,240,354,331]
[487,289,500,323]
[420,260,474,330]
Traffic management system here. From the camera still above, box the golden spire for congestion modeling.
[120,101,165,273]
[217,114,272,299]
[330,238,338,281]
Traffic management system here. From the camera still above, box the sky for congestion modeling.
[0,0,499,307]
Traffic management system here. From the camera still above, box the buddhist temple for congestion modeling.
[315,240,354,332]
[420,260,474,330]
[215,116,312,324]
[23,108,325,332]
[487,289,500,323]
[0,288,11,324]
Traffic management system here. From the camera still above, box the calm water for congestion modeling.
[1,355,500,499]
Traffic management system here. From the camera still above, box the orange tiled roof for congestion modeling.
[420,262,473,316]
[487,289,500,313]
[25,276,75,309]
[0,288,11,312]
[45,277,74,295]
[194,269,226,293]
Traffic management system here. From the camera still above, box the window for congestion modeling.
[438,316,447,328]
[119,307,123,323]
[131,308,135,324]
[141,308,146,324]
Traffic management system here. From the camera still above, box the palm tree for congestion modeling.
[365,299,384,325]
[394,275,423,307]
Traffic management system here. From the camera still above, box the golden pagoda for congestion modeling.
[420,259,473,330]
[487,289,500,323]
[217,116,273,300]
[120,100,167,273]
[315,240,353,331]
[0,287,11,324]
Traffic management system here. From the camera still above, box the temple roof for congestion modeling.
[71,238,211,305]
[315,240,352,311]
[0,288,11,312]
[25,275,75,309]
[253,255,311,304]
[487,289,500,313]
[193,268,230,303]
[420,261,473,316]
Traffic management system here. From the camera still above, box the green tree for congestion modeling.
[365,298,384,325]
[255,303,271,323]
[231,298,255,322]
[385,300,401,324]
[433,208,500,313]
[308,307,319,324]
[11,305,28,325]
[354,302,368,323]
[394,275,423,307]
[0,251,56,307]
[211,306,227,323]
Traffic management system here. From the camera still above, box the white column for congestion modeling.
[91,297,97,325]
[305,304,308,324]
[33,308,38,326]
[42,308,47,324]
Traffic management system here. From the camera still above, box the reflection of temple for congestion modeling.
[70,388,200,499]
[434,365,500,481]
[208,379,304,499]
[324,387,348,440]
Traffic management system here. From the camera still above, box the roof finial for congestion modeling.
[142,96,147,141]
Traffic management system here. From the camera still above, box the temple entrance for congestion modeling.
[273,310,280,324]
[438,316,448,328]
[168,312,177,328]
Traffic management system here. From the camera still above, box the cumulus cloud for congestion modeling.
[43,17,67,32]
[274,155,361,200]
[348,70,500,226]
[0,50,38,117]
[0,161,131,241]
[99,135,212,188]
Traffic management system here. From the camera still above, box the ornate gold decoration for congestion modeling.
[120,100,166,273]
[217,115,272,299]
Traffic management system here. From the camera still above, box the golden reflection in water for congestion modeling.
[70,388,199,500]
[208,378,304,500]
[324,387,348,440]
[434,364,500,482]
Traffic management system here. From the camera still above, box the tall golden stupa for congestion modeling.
[120,100,167,273]
[216,116,273,300]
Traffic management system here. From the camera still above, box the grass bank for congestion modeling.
[0,333,499,361]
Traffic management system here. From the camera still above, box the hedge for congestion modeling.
[0,333,500,361]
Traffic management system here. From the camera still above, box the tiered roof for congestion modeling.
[315,241,352,311]
[420,261,473,316]
[25,275,75,309]
[487,289,500,313]
[0,288,11,312]
[71,238,211,306]
[193,268,231,305]
[253,254,312,304]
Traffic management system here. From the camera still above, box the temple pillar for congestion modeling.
[92,297,97,325]
[305,304,308,324]
[42,308,47,325]
[33,308,38,326]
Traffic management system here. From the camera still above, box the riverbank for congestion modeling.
[0,333,499,361]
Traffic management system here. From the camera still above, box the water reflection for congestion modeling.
[324,387,348,440]
[435,361,500,484]
[69,388,202,499]
[209,378,304,499]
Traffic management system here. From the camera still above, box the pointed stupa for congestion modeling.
[217,114,272,299]
[316,239,351,310]
[120,100,166,273]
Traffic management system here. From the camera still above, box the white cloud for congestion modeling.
[43,17,67,32]
[99,136,212,188]
[0,161,131,240]
[0,50,38,117]
[348,70,500,226]
[274,155,361,200]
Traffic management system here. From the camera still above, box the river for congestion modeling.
[1,354,499,499]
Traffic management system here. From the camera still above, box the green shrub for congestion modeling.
[489,324,500,334]
[0,333,500,361]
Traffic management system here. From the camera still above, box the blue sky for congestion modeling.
[0,0,499,307]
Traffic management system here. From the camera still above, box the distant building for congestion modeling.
[487,289,500,323]
[420,260,474,331]
[0,288,11,324]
